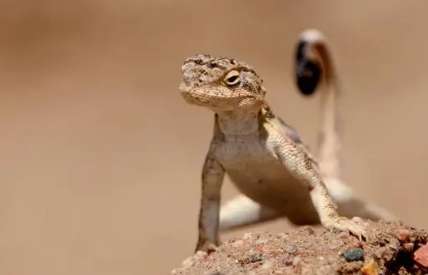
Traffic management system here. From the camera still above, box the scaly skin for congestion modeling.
[179,30,393,252]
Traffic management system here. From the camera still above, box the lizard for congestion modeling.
[179,29,394,252]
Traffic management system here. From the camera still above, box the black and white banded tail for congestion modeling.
[295,30,341,180]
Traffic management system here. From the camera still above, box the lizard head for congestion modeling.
[179,54,266,112]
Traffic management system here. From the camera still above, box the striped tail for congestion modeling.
[295,30,397,221]
[295,29,341,180]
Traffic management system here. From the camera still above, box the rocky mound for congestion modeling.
[172,221,428,274]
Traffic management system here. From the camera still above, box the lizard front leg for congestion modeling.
[195,151,225,252]
[274,139,367,239]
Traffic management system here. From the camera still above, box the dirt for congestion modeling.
[172,221,428,275]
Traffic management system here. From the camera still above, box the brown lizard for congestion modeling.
[179,29,394,252]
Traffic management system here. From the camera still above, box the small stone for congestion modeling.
[284,244,298,254]
[397,229,411,242]
[361,259,379,275]
[238,253,263,266]
[414,244,428,268]
[343,248,365,262]
[248,253,263,263]
[403,242,414,252]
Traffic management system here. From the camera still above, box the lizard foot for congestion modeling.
[325,216,368,241]
[195,238,218,253]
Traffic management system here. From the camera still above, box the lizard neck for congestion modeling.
[216,109,261,136]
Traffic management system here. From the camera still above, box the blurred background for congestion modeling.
[1,0,428,274]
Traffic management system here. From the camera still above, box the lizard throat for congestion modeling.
[216,110,260,136]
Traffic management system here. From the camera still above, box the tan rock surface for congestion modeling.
[173,221,428,275]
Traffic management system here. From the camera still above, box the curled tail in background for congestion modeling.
[295,29,340,180]
[295,29,396,221]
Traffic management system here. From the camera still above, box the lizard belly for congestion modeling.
[216,139,318,224]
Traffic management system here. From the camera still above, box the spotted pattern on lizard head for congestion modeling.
[179,54,266,111]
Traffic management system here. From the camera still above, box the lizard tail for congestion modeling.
[295,33,397,221]
[295,29,341,179]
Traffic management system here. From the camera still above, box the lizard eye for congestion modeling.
[223,70,241,86]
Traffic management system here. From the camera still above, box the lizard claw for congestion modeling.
[348,217,369,240]
[325,216,369,241]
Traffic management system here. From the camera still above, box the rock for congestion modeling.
[361,259,379,275]
[172,221,428,275]
[414,243,428,268]
[343,248,364,262]
[397,229,411,242]
[284,244,297,254]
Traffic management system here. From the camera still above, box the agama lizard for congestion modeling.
[179,29,393,252]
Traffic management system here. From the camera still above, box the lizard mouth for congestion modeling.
[179,83,259,110]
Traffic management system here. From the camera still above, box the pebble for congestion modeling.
[343,248,364,262]
[248,253,263,263]
[403,242,414,252]
[414,243,428,268]
[397,229,411,242]
[284,244,297,254]
[361,259,379,275]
